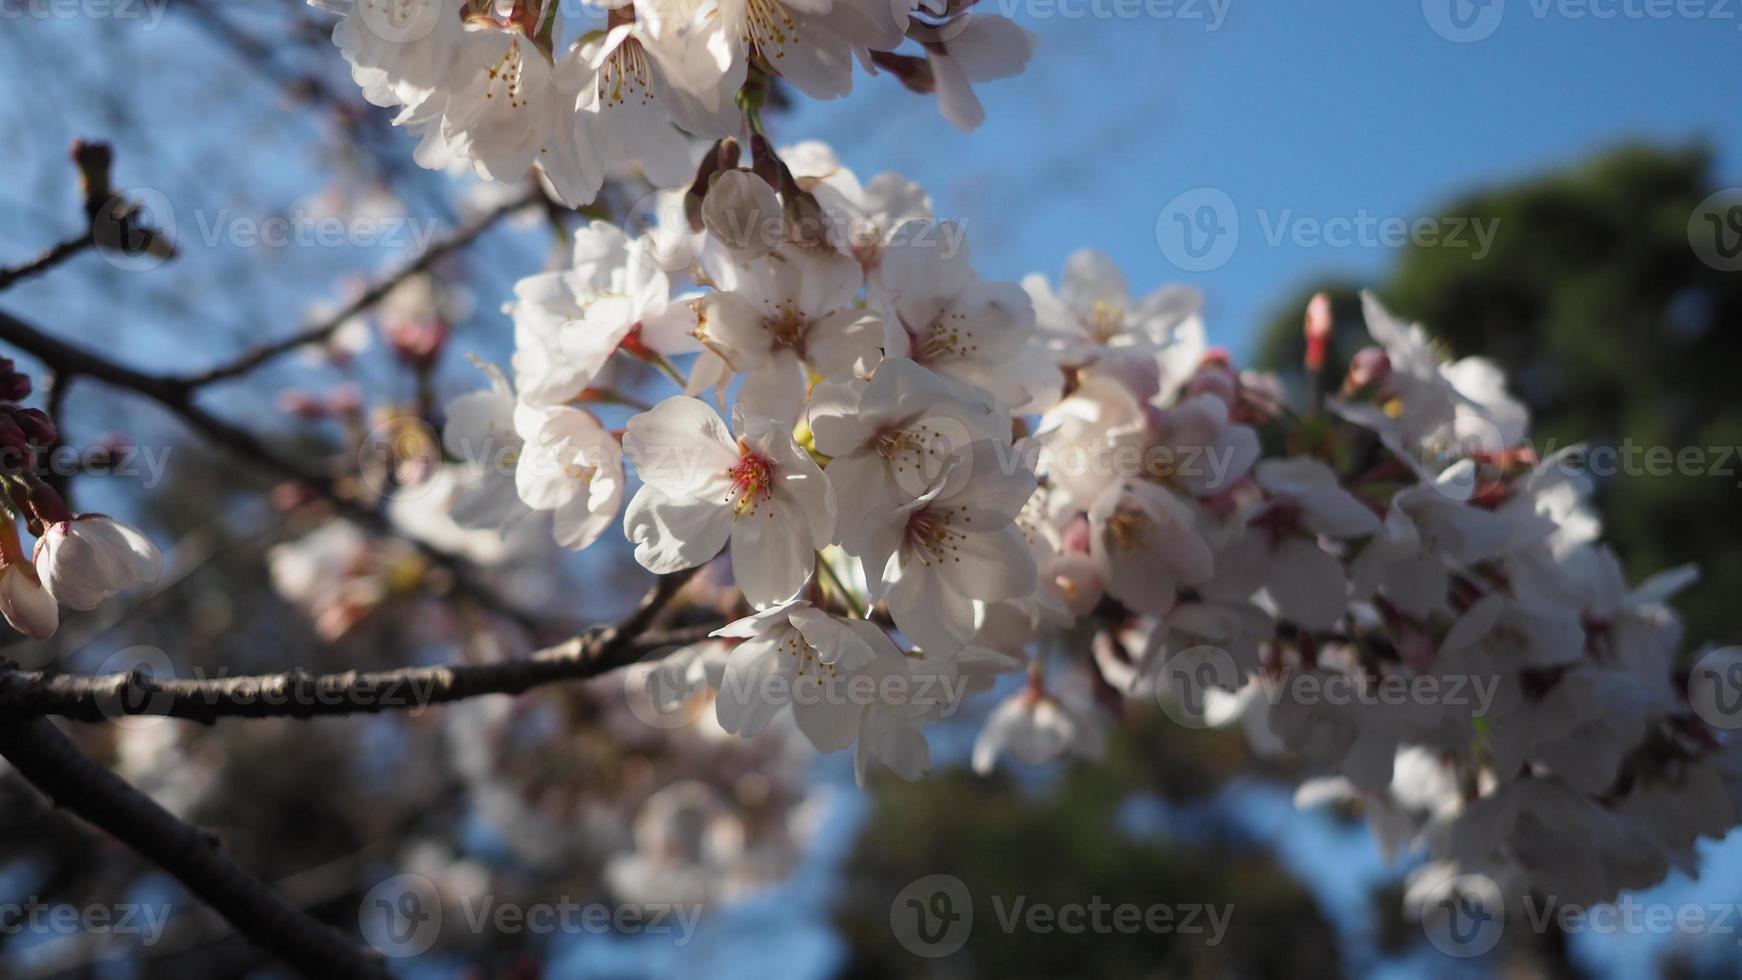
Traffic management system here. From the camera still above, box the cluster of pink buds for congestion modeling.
[0,360,161,638]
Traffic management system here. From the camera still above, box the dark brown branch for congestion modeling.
[176,187,543,389]
[0,716,390,979]
[0,570,708,723]
[0,234,96,292]
[0,306,541,631]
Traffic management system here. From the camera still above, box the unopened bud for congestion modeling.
[0,359,32,403]
[278,390,328,420]
[685,138,741,232]
[3,407,56,446]
[1345,346,1391,393]
[1304,292,1333,372]
[69,139,114,215]
[386,318,450,370]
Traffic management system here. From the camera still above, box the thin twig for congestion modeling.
[0,306,542,630]
[0,235,96,292]
[176,188,542,389]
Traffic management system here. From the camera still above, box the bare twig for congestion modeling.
[0,235,96,292]
[0,306,542,630]
[0,716,390,979]
[176,187,542,389]
[0,569,710,722]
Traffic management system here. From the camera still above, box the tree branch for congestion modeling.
[0,306,543,631]
[0,716,390,979]
[0,234,96,292]
[175,187,543,389]
[0,569,709,722]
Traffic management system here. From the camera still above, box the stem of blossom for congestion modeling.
[647,352,686,388]
[815,557,866,618]
[21,471,72,526]
[0,514,24,569]
[572,388,653,412]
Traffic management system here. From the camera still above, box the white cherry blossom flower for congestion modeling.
[878,219,1038,407]
[695,244,882,423]
[712,599,916,760]
[806,356,1004,547]
[1215,457,1381,630]
[861,441,1037,655]
[513,404,625,550]
[0,561,57,638]
[971,682,1104,773]
[434,23,563,184]
[1025,249,1203,394]
[1087,477,1212,617]
[623,397,833,605]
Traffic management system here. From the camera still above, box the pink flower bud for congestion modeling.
[32,515,163,611]
[0,563,58,638]
[1345,346,1392,392]
[278,390,328,420]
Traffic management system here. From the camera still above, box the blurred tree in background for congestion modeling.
[833,717,1340,979]
[1254,145,1742,649]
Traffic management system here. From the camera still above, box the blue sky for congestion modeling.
[787,2,1742,353]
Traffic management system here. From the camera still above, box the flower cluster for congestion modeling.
[313,0,1035,205]
[429,143,1742,906]
[0,359,162,640]
[293,0,1742,914]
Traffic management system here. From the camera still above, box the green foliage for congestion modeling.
[832,715,1339,979]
